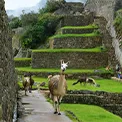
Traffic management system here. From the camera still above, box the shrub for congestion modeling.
[39,0,65,14]
[20,13,62,49]
[9,17,22,29]
[20,11,38,27]
[114,9,122,37]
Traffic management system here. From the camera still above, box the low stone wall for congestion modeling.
[32,51,108,69]
[14,58,31,67]
[17,70,113,79]
[50,36,102,49]
[61,28,96,34]
[60,13,94,27]
[62,90,122,117]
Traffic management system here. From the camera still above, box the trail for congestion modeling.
[17,90,72,122]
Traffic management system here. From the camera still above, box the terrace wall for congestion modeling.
[50,36,102,49]
[14,58,31,67]
[59,13,94,27]
[62,90,122,117]
[60,28,96,34]
[32,51,108,69]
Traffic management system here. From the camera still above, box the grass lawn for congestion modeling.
[16,67,113,74]
[18,76,122,93]
[32,47,103,53]
[68,79,122,93]
[61,25,98,30]
[50,33,100,39]
[61,104,122,122]
[14,58,31,61]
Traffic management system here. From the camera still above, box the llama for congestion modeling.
[23,73,34,95]
[48,60,69,115]
[72,77,100,87]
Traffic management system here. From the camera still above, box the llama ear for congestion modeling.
[60,59,64,64]
[66,61,70,65]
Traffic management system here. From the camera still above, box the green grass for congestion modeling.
[68,79,122,93]
[16,67,112,74]
[32,47,103,53]
[61,104,122,122]
[18,77,48,89]
[50,33,100,39]
[61,25,98,30]
[18,76,122,93]
[14,58,31,61]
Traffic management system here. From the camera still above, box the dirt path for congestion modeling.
[17,90,72,122]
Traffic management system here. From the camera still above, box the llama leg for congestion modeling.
[53,96,58,114]
[29,86,32,93]
[57,96,62,115]
[25,89,27,96]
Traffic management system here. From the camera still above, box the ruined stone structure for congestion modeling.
[85,0,122,66]
[0,0,17,121]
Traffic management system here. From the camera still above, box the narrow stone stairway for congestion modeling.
[17,90,72,122]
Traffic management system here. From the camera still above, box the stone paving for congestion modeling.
[18,90,72,122]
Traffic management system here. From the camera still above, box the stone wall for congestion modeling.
[17,70,113,79]
[50,36,102,49]
[60,28,96,34]
[94,17,117,66]
[14,58,31,67]
[60,13,94,27]
[85,0,122,67]
[62,90,122,117]
[54,2,84,15]
[32,51,108,69]
[0,0,17,121]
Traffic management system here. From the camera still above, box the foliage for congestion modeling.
[114,9,122,37]
[20,11,38,27]
[20,13,61,48]
[39,0,65,14]
[9,17,22,29]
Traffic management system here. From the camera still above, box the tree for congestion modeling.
[9,17,22,29]
[20,11,38,27]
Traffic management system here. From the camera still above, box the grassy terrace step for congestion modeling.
[32,48,108,69]
[14,58,31,67]
[32,47,103,53]
[61,104,122,122]
[50,33,100,39]
[58,25,98,34]
[49,34,102,49]
[16,67,113,79]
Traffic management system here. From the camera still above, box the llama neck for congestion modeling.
[58,71,65,89]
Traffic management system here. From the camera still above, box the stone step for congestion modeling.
[50,36,102,49]
[60,14,94,27]
[58,26,98,34]
[16,67,113,79]
[31,49,108,69]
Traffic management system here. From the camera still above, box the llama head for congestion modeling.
[60,60,70,72]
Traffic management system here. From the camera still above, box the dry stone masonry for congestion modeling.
[0,0,17,122]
